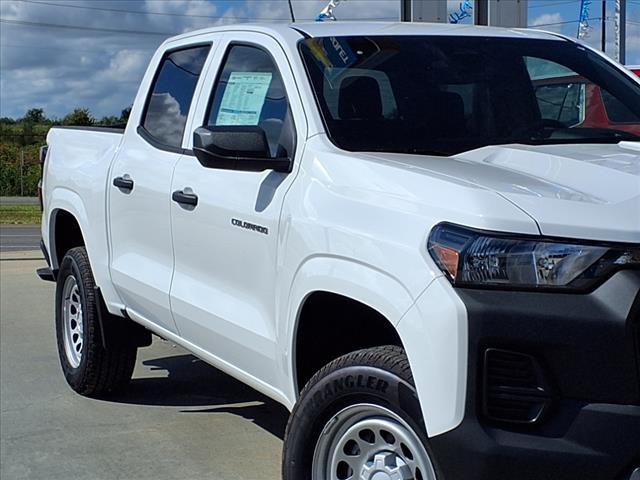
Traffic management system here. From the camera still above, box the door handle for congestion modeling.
[113,176,134,192]
[172,189,198,207]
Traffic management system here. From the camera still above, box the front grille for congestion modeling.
[483,349,552,424]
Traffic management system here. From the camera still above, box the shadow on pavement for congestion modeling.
[102,353,290,440]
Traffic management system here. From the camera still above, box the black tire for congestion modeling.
[55,246,137,396]
[282,345,440,480]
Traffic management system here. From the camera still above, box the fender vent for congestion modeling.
[483,349,552,424]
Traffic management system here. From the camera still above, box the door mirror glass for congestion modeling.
[193,126,292,173]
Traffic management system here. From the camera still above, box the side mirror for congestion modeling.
[193,126,292,173]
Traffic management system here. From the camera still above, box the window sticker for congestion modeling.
[216,72,272,126]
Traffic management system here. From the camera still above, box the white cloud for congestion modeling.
[530,12,563,28]
[106,50,151,83]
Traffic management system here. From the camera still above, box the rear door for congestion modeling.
[169,33,305,388]
[108,43,211,332]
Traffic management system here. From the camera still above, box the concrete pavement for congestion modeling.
[0,257,286,480]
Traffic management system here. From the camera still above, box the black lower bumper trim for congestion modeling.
[431,401,640,480]
[430,270,640,480]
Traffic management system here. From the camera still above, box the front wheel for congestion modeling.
[282,346,439,480]
[55,246,137,396]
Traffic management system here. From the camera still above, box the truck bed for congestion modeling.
[41,125,125,309]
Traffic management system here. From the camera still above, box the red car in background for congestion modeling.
[533,72,640,136]
[628,65,640,77]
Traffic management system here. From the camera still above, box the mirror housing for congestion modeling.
[193,126,292,173]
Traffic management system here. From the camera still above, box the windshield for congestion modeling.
[300,36,640,156]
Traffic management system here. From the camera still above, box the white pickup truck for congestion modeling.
[39,22,640,480]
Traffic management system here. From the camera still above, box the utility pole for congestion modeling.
[401,0,411,21]
[475,0,489,26]
[20,149,24,197]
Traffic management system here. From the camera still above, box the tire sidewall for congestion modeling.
[283,364,435,480]
[55,251,91,388]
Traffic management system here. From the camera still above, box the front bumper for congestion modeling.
[430,270,640,480]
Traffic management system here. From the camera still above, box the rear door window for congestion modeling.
[142,45,211,148]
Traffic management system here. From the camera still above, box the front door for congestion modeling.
[169,35,304,388]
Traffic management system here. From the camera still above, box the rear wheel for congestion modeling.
[55,246,137,396]
[283,346,439,480]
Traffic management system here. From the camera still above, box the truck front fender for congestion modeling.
[282,255,467,438]
[397,276,468,437]
[280,254,418,403]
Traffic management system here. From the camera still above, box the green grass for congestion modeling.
[0,205,42,224]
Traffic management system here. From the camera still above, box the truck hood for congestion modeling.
[365,142,640,243]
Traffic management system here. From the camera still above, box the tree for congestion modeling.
[120,106,132,123]
[24,108,46,124]
[98,115,120,126]
[20,121,34,147]
[62,108,94,126]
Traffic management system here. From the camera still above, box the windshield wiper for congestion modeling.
[363,147,453,157]
[515,125,639,144]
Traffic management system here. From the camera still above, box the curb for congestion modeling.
[0,250,44,261]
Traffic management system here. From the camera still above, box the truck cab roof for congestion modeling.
[165,21,565,49]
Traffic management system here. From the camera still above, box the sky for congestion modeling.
[0,0,638,120]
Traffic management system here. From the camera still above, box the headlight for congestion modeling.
[428,223,639,291]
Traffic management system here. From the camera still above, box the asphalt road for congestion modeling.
[0,224,41,252]
[0,257,287,480]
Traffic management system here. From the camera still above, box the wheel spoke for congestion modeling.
[335,452,359,469]
[61,276,83,368]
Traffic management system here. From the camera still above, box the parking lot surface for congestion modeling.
[0,255,286,480]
